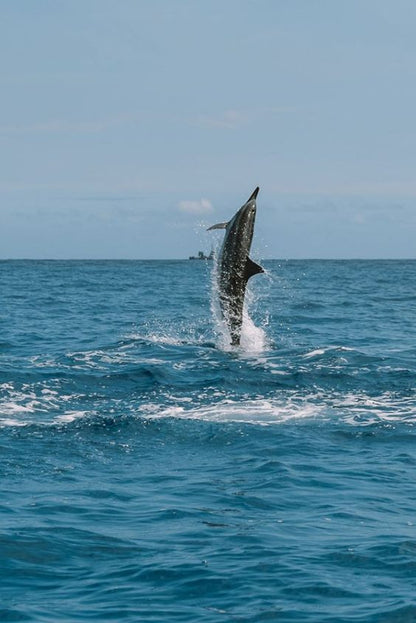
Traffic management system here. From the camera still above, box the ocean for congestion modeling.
[1,259,416,622]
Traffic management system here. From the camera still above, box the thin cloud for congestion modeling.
[192,107,294,130]
[194,109,247,129]
[178,199,213,214]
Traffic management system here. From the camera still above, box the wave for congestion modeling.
[1,378,416,429]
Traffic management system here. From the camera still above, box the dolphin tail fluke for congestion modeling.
[207,222,228,231]
[245,257,264,281]
[248,186,260,201]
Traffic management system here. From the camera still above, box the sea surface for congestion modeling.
[1,259,416,622]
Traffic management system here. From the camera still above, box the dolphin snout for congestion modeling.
[248,186,260,201]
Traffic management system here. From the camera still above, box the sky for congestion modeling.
[1,0,416,259]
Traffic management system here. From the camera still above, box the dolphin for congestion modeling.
[208,187,264,345]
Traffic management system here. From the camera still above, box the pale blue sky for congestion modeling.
[1,0,416,258]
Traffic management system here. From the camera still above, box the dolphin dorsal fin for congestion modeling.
[207,221,228,231]
[245,256,264,281]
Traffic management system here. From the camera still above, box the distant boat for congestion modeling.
[189,250,214,260]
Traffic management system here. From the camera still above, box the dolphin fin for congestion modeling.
[245,257,264,281]
[207,222,228,231]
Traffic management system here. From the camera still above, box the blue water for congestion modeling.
[1,259,416,622]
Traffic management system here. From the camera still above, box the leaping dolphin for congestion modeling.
[208,187,264,345]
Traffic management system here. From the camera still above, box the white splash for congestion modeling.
[209,249,268,354]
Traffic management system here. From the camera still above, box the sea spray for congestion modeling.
[209,246,268,352]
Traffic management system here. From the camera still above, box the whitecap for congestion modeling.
[139,397,323,425]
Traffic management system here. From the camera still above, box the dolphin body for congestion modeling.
[208,187,264,345]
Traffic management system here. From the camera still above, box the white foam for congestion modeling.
[1,388,415,428]
[55,410,91,423]
[137,387,416,427]
[209,249,269,354]
[333,392,416,425]
[302,346,355,359]
[0,418,28,427]
[0,382,87,427]
[140,397,322,425]
[302,348,327,359]
[1,401,34,414]
[1,378,415,429]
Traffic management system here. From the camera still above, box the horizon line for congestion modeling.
[0,257,415,262]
